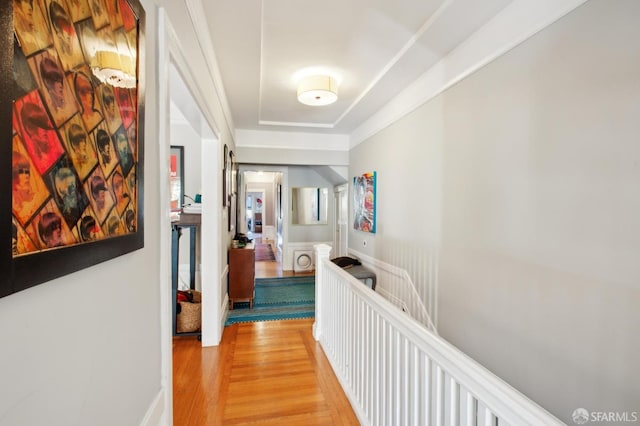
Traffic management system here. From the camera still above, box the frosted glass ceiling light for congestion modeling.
[297,75,338,106]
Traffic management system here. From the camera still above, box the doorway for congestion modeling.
[240,168,286,275]
[246,190,264,235]
[167,61,221,347]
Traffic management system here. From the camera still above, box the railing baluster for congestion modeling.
[410,346,419,426]
[483,406,495,426]
[358,298,364,408]
[425,355,432,425]
[435,364,444,426]
[373,312,380,426]
[384,322,392,425]
[379,319,389,424]
[403,338,410,426]
[363,300,368,410]
[395,331,402,426]
[390,328,397,426]
[450,376,460,425]
[465,391,477,426]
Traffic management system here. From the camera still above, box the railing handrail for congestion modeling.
[314,244,564,426]
[348,248,438,333]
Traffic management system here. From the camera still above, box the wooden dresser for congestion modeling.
[228,243,255,309]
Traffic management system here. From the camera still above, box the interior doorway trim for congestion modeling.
[158,6,225,423]
[239,165,288,265]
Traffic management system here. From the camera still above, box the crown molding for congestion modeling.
[258,120,335,129]
[236,128,349,151]
[350,0,589,148]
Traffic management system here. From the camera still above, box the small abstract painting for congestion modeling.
[353,171,376,233]
[170,146,184,211]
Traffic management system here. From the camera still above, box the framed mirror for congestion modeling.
[291,187,328,225]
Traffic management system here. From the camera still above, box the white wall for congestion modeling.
[0,1,163,425]
[349,1,640,423]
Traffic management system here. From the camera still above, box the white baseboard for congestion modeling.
[140,388,167,426]
[221,294,229,328]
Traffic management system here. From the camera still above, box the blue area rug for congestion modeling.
[225,276,315,325]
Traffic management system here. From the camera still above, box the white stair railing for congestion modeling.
[313,244,563,426]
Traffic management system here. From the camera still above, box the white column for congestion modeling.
[313,244,332,341]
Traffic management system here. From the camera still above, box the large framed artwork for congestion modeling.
[353,171,376,233]
[2,0,146,298]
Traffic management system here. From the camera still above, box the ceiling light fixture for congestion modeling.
[297,75,338,106]
[91,50,136,88]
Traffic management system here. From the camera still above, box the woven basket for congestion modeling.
[177,290,201,333]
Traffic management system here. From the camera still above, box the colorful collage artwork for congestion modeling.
[11,0,139,257]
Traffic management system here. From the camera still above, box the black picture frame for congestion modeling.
[277,183,282,220]
[222,144,228,206]
[230,150,237,196]
[170,145,184,209]
[228,150,236,232]
[2,0,146,299]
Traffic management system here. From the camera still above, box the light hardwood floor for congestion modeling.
[173,238,355,425]
[254,256,314,279]
[173,319,358,425]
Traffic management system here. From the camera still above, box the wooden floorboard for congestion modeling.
[173,319,358,425]
[173,243,357,425]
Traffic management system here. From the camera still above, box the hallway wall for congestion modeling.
[349,1,640,423]
[0,1,162,425]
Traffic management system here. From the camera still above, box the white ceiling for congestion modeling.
[201,0,514,134]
